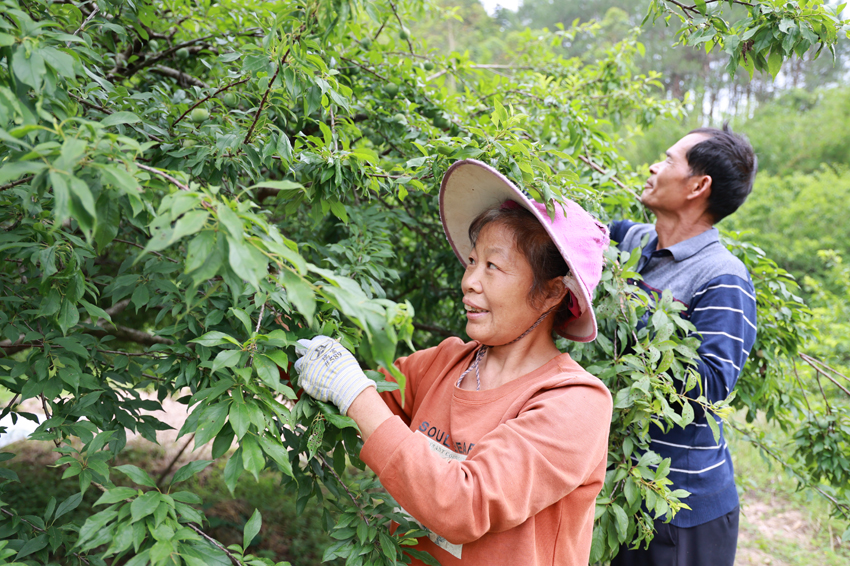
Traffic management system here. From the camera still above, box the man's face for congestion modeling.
[641,133,711,215]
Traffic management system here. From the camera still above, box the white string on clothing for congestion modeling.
[456,306,556,391]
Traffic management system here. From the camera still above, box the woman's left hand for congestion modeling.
[293,336,376,415]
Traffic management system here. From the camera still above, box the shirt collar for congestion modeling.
[662,227,720,261]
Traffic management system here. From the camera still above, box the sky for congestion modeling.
[479,0,521,15]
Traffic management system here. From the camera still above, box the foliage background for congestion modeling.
[0,0,848,565]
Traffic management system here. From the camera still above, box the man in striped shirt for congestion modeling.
[610,125,758,566]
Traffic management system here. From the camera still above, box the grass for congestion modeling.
[728,416,850,566]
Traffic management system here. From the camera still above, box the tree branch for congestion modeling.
[113,238,180,263]
[117,36,215,80]
[150,65,210,88]
[0,508,91,564]
[173,77,250,126]
[243,6,319,145]
[136,163,191,191]
[0,176,33,191]
[187,523,245,566]
[67,6,99,47]
[578,154,642,201]
[726,421,850,520]
[388,1,414,53]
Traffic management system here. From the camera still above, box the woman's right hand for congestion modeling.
[293,336,375,415]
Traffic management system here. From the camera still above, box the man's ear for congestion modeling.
[687,174,712,201]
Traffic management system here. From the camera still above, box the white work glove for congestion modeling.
[293,335,375,415]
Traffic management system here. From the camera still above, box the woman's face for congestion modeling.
[461,222,559,346]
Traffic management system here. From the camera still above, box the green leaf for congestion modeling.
[223,448,244,495]
[257,434,293,478]
[229,307,253,335]
[79,299,112,324]
[16,533,47,560]
[114,464,157,487]
[130,491,162,522]
[253,354,281,390]
[248,180,304,193]
[263,349,289,367]
[57,299,80,336]
[54,492,83,520]
[12,48,46,90]
[229,401,251,440]
[191,331,240,347]
[170,211,209,244]
[241,434,264,481]
[280,269,315,321]
[0,161,48,185]
[611,504,628,540]
[243,508,262,550]
[767,50,783,79]
[194,401,231,447]
[216,203,243,240]
[211,349,243,374]
[707,415,721,443]
[101,112,142,127]
[95,487,138,506]
[171,460,213,485]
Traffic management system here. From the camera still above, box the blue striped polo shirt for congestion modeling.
[611,221,757,528]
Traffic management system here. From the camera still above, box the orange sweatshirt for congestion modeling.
[361,338,613,566]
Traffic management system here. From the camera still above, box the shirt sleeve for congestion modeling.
[686,274,758,403]
[360,379,612,545]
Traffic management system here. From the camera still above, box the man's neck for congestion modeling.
[653,211,714,250]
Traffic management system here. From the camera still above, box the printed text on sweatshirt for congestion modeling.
[361,338,613,566]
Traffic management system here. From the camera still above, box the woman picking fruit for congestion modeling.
[293,159,613,565]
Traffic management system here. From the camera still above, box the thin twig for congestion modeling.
[248,302,266,366]
[150,65,210,88]
[39,394,61,447]
[0,176,33,191]
[388,1,414,53]
[136,163,190,191]
[156,434,195,486]
[371,19,387,42]
[792,361,812,413]
[113,238,180,263]
[802,358,850,398]
[97,349,169,358]
[812,370,832,415]
[316,453,370,526]
[340,57,389,82]
[329,106,338,153]
[726,421,850,520]
[254,303,266,334]
[244,6,318,145]
[800,353,850,389]
[0,508,91,564]
[578,155,641,201]
[0,394,19,420]
[188,523,245,566]
[173,77,250,126]
[67,6,99,46]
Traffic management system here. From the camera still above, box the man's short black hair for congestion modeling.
[686,124,757,223]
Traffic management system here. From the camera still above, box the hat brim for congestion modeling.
[439,159,597,342]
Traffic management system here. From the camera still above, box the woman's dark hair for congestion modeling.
[687,124,757,223]
[468,203,573,330]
